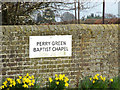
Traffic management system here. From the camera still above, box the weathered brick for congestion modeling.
[1,25,118,88]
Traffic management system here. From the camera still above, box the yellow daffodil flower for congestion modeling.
[95,76,98,80]
[12,81,16,86]
[7,78,11,81]
[32,79,35,83]
[96,74,99,76]
[93,80,95,83]
[49,77,53,83]
[9,84,12,87]
[17,79,21,84]
[64,77,69,82]
[31,75,34,79]
[28,83,32,86]
[4,84,7,87]
[55,77,59,80]
[89,78,92,81]
[23,77,26,82]
[2,85,5,89]
[59,77,63,80]
[26,73,29,77]
[55,74,58,77]
[23,84,28,88]
[93,75,98,80]
[26,78,30,83]
[28,80,31,83]
[62,74,65,78]
[93,77,95,79]
[19,76,22,79]
[29,76,32,79]
[110,79,113,82]
[10,80,13,84]
[64,79,67,83]
[65,83,69,87]
[103,77,106,81]
[3,81,7,85]
[100,75,103,78]
[56,81,59,85]
[31,83,34,86]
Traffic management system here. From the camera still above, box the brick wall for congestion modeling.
[0,24,119,87]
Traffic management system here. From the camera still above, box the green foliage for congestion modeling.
[78,76,92,89]
[109,76,120,89]
[78,74,118,89]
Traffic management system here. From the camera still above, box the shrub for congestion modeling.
[48,74,69,89]
[0,73,36,90]
[78,74,116,89]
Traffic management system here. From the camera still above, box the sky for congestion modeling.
[82,2,118,16]
[55,1,118,22]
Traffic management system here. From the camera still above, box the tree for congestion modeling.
[36,8,55,24]
[61,12,75,22]
[1,2,102,25]
[105,13,117,19]
[86,13,102,19]
[1,2,50,25]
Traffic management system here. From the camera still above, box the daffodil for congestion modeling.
[26,78,30,83]
[64,79,67,83]
[9,84,12,87]
[32,79,35,83]
[2,85,5,89]
[96,74,99,76]
[93,80,95,83]
[26,73,29,77]
[89,78,92,81]
[103,77,106,81]
[95,76,98,80]
[59,77,63,80]
[49,77,53,83]
[59,74,63,80]
[64,77,69,82]
[110,79,113,82]
[29,76,32,79]
[28,83,32,86]
[4,84,7,87]
[31,83,34,86]
[12,81,16,86]
[62,74,65,78]
[3,81,7,85]
[28,80,31,83]
[55,77,59,80]
[56,81,59,85]
[65,83,69,87]
[100,75,103,79]
[55,74,58,77]
[7,78,11,81]
[10,80,13,84]
[23,77,26,82]
[31,75,34,79]
[17,79,21,84]
[19,76,22,79]
[23,84,28,88]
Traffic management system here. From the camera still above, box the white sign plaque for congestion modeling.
[29,35,72,58]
